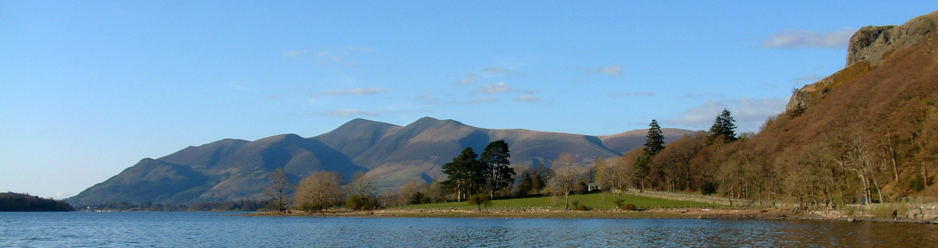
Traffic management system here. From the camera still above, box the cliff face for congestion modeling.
[786,11,938,113]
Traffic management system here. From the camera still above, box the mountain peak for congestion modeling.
[410,116,465,128]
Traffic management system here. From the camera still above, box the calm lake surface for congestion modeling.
[1,211,935,247]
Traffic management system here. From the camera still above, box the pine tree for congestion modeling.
[708,109,737,143]
[441,147,482,202]
[644,119,665,155]
[480,140,515,198]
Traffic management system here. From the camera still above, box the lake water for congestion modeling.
[1,212,935,247]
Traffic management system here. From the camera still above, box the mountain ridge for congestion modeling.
[67,117,693,206]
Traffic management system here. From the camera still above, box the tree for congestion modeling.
[530,163,552,193]
[650,135,704,192]
[468,193,491,210]
[265,168,292,213]
[480,140,516,198]
[425,180,448,203]
[644,119,666,156]
[442,147,484,202]
[293,171,344,212]
[513,169,534,197]
[346,171,378,210]
[395,180,428,205]
[633,155,650,192]
[545,153,586,210]
[827,126,884,204]
[708,109,737,143]
[596,156,632,202]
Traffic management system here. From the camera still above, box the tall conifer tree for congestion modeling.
[708,109,737,142]
[480,140,515,198]
[644,119,665,155]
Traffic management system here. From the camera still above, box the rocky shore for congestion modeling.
[239,207,938,224]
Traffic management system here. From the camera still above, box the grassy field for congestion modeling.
[395,192,719,210]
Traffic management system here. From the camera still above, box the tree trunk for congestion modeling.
[871,170,884,203]
[924,162,930,188]
[855,170,870,204]
[891,153,899,183]
[563,192,570,210]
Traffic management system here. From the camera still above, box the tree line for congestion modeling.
[285,105,936,212]
[0,192,73,211]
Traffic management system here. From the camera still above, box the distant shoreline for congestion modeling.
[234,208,938,224]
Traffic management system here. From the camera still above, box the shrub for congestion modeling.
[299,202,323,213]
[468,194,491,210]
[623,203,636,211]
[347,195,379,211]
[701,181,718,195]
[910,175,926,191]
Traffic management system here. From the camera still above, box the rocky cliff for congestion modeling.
[786,10,938,113]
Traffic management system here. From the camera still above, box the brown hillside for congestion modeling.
[751,19,938,199]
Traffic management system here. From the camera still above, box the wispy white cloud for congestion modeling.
[683,92,724,99]
[471,96,498,104]
[760,28,856,49]
[284,50,308,57]
[456,75,478,85]
[515,95,541,103]
[416,94,441,105]
[482,67,514,75]
[316,109,381,117]
[475,82,511,94]
[312,87,389,98]
[608,91,655,97]
[446,96,498,104]
[591,65,623,78]
[287,47,368,66]
[664,97,788,133]
[348,47,374,52]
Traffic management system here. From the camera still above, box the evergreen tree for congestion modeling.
[480,140,516,198]
[644,119,665,155]
[708,109,737,142]
[441,147,483,202]
[633,155,650,192]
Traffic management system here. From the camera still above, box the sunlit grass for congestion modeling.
[396,192,718,210]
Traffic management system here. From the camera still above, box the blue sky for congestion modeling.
[2,1,936,199]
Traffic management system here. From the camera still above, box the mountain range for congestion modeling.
[67,117,691,205]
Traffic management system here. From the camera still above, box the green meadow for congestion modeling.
[396,192,719,210]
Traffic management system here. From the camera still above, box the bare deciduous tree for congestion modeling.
[597,156,632,202]
[346,171,378,210]
[394,180,428,206]
[545,153,586,210]
[293,171,344,212]
[265,168,292,213]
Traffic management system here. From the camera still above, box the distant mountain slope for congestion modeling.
[68,117,693,206]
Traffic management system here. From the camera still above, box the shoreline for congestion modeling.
[235,208,938,224]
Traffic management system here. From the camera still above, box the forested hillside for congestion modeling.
[600,11,938,207]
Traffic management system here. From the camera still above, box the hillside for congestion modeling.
[67,117,692,206]
[1,192,73,211]
[707,10,938,203]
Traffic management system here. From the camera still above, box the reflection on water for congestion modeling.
[1,212,934,247]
